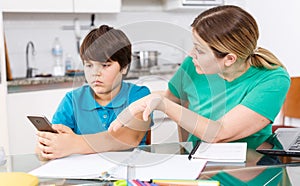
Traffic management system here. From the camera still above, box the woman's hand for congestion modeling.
[36,124,85,160]
[109,93,164,132]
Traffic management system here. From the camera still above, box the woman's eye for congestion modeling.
[195,48,203,54]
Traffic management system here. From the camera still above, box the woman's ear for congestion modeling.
[224,53,237,67]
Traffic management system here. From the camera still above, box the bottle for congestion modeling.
[65,53,74,74]
[52,37,64,76]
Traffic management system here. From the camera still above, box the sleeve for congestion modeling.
[51,92,76,130]
[241,70,290,122]
[128,85,151,104]
[168,56,193,101]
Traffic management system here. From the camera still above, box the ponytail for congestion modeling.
[248,47,285,69]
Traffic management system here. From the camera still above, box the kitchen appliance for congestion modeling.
[132,50,160,70]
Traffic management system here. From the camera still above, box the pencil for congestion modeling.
[151,179,219,186]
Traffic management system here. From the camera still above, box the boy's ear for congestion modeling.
[121,65,129,75]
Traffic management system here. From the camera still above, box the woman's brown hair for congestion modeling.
[191,5,284,69]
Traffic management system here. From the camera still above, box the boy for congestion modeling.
[36,25,152,160]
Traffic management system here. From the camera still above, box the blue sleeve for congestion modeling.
[51,92,76,130]
[128,85,151,104]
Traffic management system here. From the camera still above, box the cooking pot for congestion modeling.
[131,51,161,70]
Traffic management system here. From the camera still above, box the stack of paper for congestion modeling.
[29,149,207,181]
[190,142,247,163]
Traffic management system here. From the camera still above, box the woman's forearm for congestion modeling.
[159,96,223,142]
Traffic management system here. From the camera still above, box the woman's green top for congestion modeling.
[169,56,290,149]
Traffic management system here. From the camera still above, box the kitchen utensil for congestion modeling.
[90,14,96,30]
[4,34,13,80]
[74,18,81,54]
[132,50,161,70]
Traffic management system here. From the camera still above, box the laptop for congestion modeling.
[256,127,300,157]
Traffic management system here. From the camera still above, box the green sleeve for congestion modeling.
[168,56,194,101]
[241,68,290,122]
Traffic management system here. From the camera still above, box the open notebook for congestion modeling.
[29,149,207,181]
[188,141,247,163]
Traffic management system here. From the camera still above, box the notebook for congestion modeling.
[188,141,247,163]
[256,127,300,157]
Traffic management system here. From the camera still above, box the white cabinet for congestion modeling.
[73,0,121,13]
[1,0,121,13]
[1,0,73,13]
[6,88,71,154]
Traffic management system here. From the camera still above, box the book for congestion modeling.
[188,141,247,163]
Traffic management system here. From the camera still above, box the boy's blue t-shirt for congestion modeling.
[52,82,151,145]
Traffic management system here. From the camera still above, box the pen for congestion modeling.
[188,140,201,160]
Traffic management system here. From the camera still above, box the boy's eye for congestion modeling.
[85,63,92,68]
[102,63,111,68]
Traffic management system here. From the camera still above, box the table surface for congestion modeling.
[1,142,300,185]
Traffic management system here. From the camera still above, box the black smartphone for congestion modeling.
[27,115,58,133]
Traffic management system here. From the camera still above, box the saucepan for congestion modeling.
[131,50,161,70]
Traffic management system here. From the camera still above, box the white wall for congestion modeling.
[5,1,300,77]
[3,11,198,79]
[245,0,300,77]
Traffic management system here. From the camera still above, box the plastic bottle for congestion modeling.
[64,53,74,74]
[52,37,64,76]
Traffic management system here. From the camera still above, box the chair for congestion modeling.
[272,76,300,132]
[272,77,300,163]
[145,130,151,145]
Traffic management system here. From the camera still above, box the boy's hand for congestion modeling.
[36,124,83,160]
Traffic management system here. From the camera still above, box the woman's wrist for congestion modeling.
[156,94,167,113]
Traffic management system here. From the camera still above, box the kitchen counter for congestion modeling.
[7,75,85,93]
[7,67,178,93]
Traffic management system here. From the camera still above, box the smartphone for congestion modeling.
[27,115,57,133]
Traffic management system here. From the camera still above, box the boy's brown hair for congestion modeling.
[80,25,131,71]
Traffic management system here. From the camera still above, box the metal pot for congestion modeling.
[132,51,161,70]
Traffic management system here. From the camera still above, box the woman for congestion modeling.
[109,5,290,149]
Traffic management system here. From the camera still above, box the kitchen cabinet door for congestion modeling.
[6,88,71,155]
[73,0,121,13]
[1,0,73,13]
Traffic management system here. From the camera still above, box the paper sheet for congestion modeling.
[29,149,207,181]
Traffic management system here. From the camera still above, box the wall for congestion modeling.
[245,0,300,77]
[5,1,300,77]
[3,11,198,79]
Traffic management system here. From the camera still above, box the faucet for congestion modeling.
[26,41,36,78]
